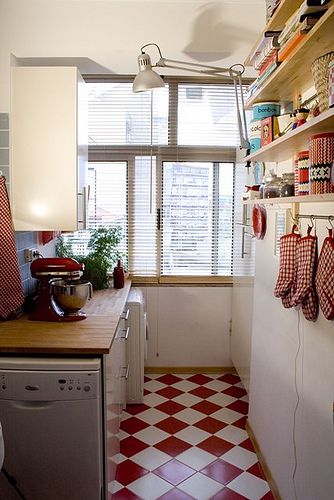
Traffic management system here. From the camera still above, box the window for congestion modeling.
[66,78,251,282]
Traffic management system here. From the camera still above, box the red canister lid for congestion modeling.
[309,132,334,140]
[298,150,309,158]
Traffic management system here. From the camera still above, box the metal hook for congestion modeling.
[309,215,315,228]
[327,216,334,230]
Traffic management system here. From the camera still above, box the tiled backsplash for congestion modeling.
[0,112,37,298]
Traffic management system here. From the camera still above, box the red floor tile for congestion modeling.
[144,389,151,395]
[125,403,150,415]
[210,488,248,499]
[111,488,143,499]
[232,416,247,429]
[189,386,217,399]
[227,400,249,415]
[120,436,148,457]
[239,438,255,452]
[156,374,183,385]
[153,458,196,485]
[120,416,150,434]
[191,400,221,415]
[218,374,241,385]
[154,417,189,434]
[157,488,195,499]
[154,436,192,457]
[247,462,267,480]
[144,376,151,382]
[194,416,227,434]
[197,436,235,457]
[187,374,213,385]
[156,400,186,416]
[156,386,184,399]
[115,459,148,485]
[223,386,247,399]
[201,458,243,485]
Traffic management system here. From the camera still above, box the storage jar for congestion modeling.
[309,133,334,194]
[297,150,309,195]
[280,172,295,197]
[252,101,281,120]
[249,119,262,152]
[263,172,282,198]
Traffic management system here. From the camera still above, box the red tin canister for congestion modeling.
[297,150,309,195]
[309,133,334,194]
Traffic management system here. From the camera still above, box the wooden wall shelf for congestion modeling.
[243,193,334,206]
[244,108,334,163]
[245,3,334,108]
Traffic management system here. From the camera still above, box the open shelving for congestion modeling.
[245,2,334,108]
[243,193,334,205]
[244,107,334,162]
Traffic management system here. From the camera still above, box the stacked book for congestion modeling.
[247,33,281,98]
[277,0,329,62]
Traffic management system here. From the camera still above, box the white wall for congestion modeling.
[141,286,233,368]
[249,203,334,500]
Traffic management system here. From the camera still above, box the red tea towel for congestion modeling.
[0,176,25,319]
[315,228,334,320]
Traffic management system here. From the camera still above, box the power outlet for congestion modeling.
[24,248,38,263]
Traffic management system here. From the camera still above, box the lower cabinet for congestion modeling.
[103,309,130,496]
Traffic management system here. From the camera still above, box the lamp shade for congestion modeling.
[133,53,165,92]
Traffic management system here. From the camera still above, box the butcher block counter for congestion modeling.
[0,280,131,354]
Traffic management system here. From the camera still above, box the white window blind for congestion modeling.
[161,161,233,276]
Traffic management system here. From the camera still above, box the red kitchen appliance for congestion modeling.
[30,257,90,322]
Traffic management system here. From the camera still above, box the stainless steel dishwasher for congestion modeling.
[0,357,103,500]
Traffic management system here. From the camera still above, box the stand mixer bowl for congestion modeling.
[51,280,92,315]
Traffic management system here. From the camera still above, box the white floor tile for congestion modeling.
[241,394,249,403]
[136,408,168,425]
[215,425,249,445]
[134,426,170,445]
[108,480,123,494]
[145,373,165,379]
[211,407,243,424]
[178,472,224,500]
[227,471,270,500]
[144,379,166,392]
[174,425,211,445]
[206,392,236,407]
[221,446,259,470]
[173,380,198,392]
[173,392,202,407]
[127,472,173,499]
[121,411,132,421]
[119,430,130,440]
[131,447,171,471]
[177,447,216,470]
[175,408,205,425]
[202,380,230,391]
[144,392,168,407]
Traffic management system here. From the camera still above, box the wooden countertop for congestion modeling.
[0,281,131,355]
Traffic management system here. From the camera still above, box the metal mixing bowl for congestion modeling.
[51,279,92,314]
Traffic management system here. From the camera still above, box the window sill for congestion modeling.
[130,276,233,287]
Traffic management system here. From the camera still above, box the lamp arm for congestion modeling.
[140,43,163,59]
[156,57,244,78]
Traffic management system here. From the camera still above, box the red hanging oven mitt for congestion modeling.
[315,228,334,320]
[291,226,318,321]
[274,224,300,308]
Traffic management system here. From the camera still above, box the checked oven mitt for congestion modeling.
[315,228,334,320]
[291,226,318,321]
[274,224,300,308]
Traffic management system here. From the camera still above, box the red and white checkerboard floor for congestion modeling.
[110,373,274,500]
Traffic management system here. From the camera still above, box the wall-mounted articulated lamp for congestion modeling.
[133,43,249,150]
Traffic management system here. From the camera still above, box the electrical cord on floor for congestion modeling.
[292,309,302,500]
[1,467,28,500]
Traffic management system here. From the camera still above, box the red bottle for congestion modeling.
[113,259,125,289]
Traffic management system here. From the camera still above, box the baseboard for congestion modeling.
[144,366,236,374]
[246,421,282,500]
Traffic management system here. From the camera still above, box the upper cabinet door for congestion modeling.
[10,66,88,231]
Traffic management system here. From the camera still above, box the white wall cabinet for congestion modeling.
[10,66,88,230]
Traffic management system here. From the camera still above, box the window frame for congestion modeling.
[86,76,240,285]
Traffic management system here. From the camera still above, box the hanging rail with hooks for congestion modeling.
[289,212,334,227]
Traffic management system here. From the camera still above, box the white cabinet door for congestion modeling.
[10,66,88,230]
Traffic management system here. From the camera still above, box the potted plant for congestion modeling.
[56,226,124,290]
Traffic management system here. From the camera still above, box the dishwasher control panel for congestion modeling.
[0,369,100,401]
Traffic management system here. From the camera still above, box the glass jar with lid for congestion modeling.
[280,172,295,197]
[263,172,282,198]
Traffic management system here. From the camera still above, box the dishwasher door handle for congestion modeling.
[8,401,55,410]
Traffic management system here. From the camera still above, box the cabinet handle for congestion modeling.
[118,327,129,340]
[121,309,130,320]
[77,186,88,228]
[120,365,129,380]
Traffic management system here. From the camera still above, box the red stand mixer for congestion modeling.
[30,257,92,322]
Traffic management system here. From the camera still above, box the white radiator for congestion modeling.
[126,288,147,404]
